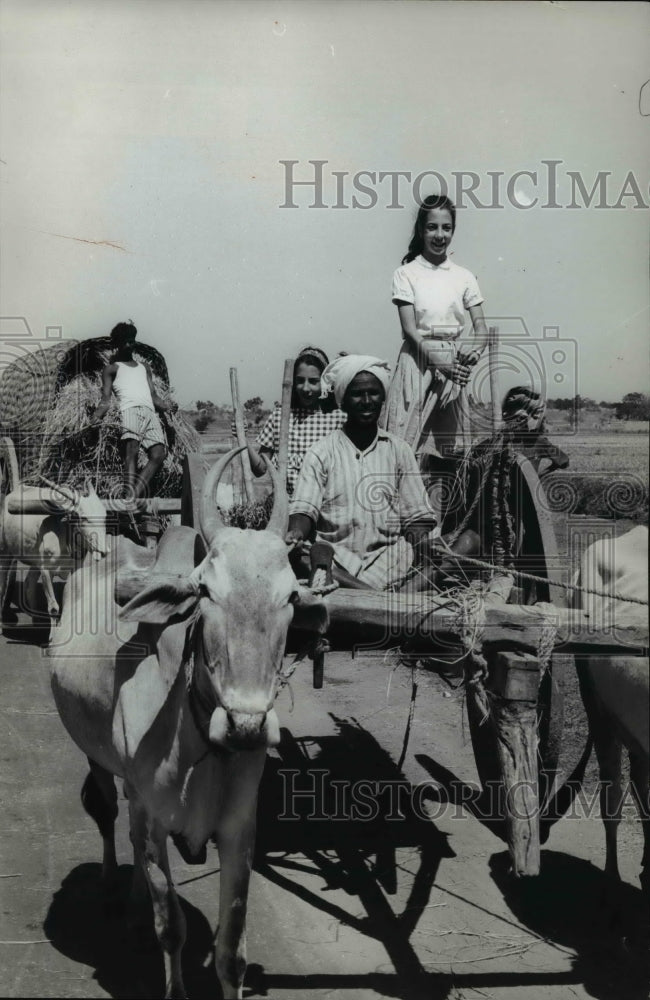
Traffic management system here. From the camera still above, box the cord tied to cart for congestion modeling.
[431,537,649,607]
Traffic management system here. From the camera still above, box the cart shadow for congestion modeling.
[415,751,509,841]
[252,715,457,998]
[489,848,649,1000]
[43,862,219,999]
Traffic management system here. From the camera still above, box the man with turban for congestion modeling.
[286,355,440,590]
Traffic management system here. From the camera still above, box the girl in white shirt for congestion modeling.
[383,195,488,458]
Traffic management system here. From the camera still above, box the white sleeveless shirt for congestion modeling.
[113,362,154,412]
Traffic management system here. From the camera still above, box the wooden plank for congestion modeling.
[488,325,501,434]
[229,367,254,503]
[490,688,541,876]
[8,495,182,515]
[317,589,648,657]
[488,650,541,702]
[277,358,294,489]
[110,568,648,656]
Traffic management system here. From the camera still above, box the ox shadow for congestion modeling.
[489,849,649,1000]
[251,714,457,999]
[43,862,219,999]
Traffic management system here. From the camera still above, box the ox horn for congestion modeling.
[39,475,77,506]
[199,445,247,546]
[262,454,289,538]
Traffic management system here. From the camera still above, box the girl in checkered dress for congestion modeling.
[247,347,345,493]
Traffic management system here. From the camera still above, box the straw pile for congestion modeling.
[0,336,200,498]
[220,494,273,530]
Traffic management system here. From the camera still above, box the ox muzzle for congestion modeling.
[208,706,281,751]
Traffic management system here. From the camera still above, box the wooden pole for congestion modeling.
[277,359,294,490]
[229,367,254,504]
[488,325,501,435]
[487,650,542,876]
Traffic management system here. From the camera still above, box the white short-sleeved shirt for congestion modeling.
[289,428,438,589]
[392,255,484,339]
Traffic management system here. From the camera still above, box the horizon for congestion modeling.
[1,1,649,409]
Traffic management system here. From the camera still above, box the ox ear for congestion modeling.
[119,577,199,624]
[291,585,329,635]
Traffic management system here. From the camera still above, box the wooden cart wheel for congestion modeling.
[180,452,208,528]
[510,455,568,806]
[467,454,568,833]
[0,436,19,499]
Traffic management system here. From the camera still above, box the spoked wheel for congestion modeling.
[509,455,568,808]
[465,454,569,865]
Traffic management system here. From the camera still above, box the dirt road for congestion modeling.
[0,616,646,1000]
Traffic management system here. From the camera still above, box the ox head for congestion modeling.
[119,448,327,751]
[40,477,109,560]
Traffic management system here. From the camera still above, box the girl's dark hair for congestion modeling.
[502,385,541,417]
[502,386,546,433]
[110,320,137,349]
[402,195,457,264]
[291,346,337,411]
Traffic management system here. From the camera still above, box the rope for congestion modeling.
[533,602,560,674]
[431,537,649,607]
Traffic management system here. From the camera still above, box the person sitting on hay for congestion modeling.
[286,355,478,592]
[93,321,178,508]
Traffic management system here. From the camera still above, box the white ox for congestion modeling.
[49,448,327,999]
[0,479,108,628]
[573,524,649,907]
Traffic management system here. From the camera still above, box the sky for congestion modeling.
[1,0,649,408]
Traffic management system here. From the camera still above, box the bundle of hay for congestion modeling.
[0,336,200,498]
[220,494,273,530]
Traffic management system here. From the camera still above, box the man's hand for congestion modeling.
[285,529,304,551]
[297,575,339,596]
[286,513,315,553]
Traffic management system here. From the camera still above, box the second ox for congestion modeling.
[1,478,108,630]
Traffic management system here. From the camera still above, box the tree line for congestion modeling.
[547,393,650,420]
[188,392,650,433]
[192,397,272,434]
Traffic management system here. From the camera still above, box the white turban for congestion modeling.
[320,355,392,407]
